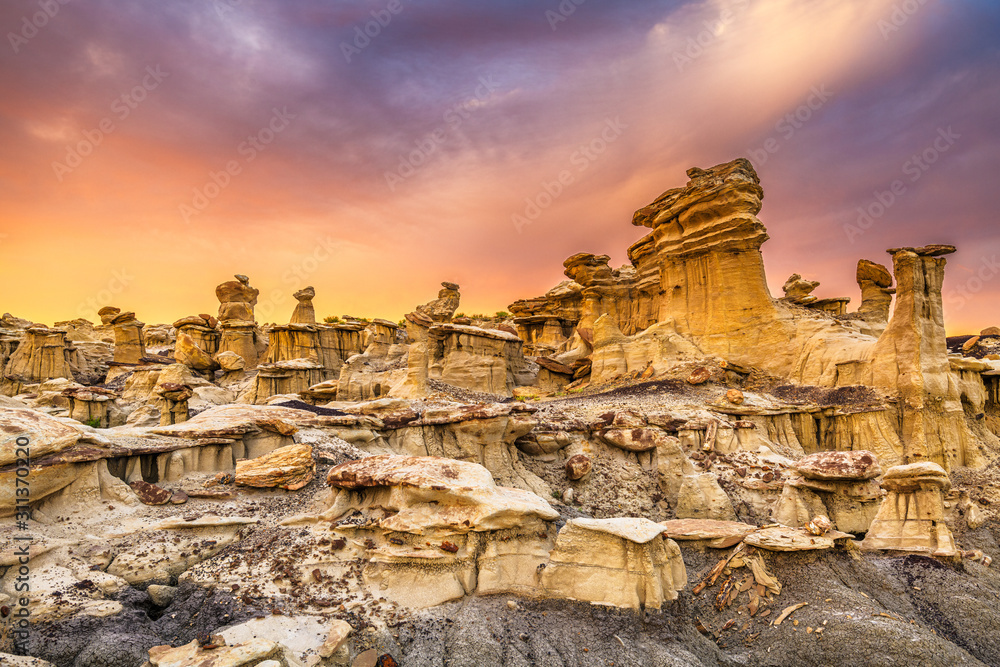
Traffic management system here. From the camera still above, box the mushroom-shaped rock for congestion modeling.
[216,275,259,323]
[541,517,687,610]
[794,450,882,481]
[325,455,558,534]
[290,286,316,324]
[861,462,957,557]
[235,443,315,490]
[781,274,820,304]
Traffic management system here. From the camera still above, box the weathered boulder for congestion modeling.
[128,480,172,505]
[564,454,592,480]
[174,332,217,371]
[0,407,81,466]
[235,443,315,490]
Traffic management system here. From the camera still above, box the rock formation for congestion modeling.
[215,274,264,368]
[772,450,883,534]
[541,517,687,609]
[290,286,316,324]
[861,461,957,558]
[414,281,461,323]
[5,157,1000,667]
[1,326,75,394]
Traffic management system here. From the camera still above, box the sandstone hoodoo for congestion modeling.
[4,158,1000,667]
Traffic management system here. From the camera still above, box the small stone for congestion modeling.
[565,454,592,481]
[319,619,353,658]
[353,650,378,667]
[806,515,832,536]
[963,336,981,353]
[982,327,1000,336]
[129,480,172,505]
[726,389,745,405]
[169,490,189,505]
[687,367,712,385]
[507,600,519,610]
[562,487,574,504]
[147,584,177,607]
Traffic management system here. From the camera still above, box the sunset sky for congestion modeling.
[1,0,998,333]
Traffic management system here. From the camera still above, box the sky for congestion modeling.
[0,0,998,333]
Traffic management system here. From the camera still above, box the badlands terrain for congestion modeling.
[3,158,1000,666]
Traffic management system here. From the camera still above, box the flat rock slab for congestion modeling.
[661,519,758,548]
[570,517,669,544]
[744,526,853,551]
[795,450,882,481]
[148,638,281,667]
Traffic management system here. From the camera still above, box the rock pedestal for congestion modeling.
[109,310,146,364]
[861,462,957,558]
[62,386,117,427]
[216,274,263,368]
[773,450,883,534]
[290,286,316,324]
[1,326,75,393]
